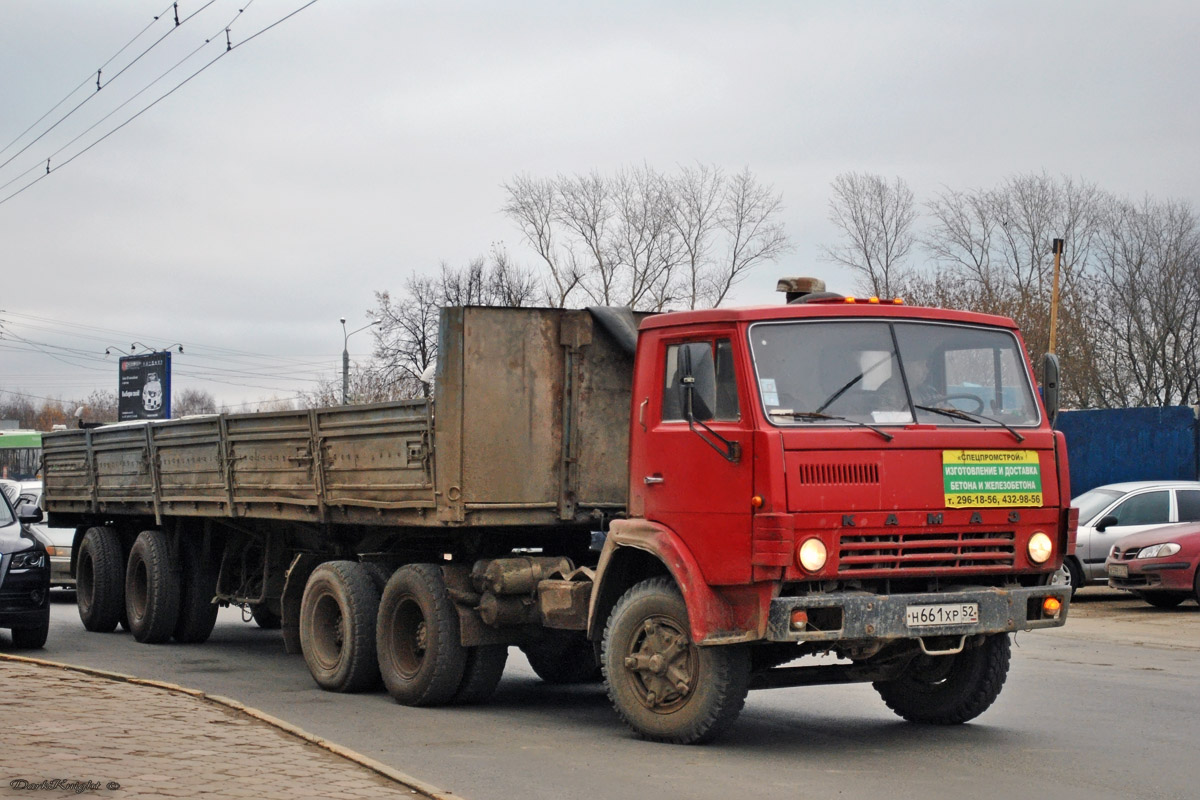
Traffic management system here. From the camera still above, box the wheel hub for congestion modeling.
[623,615,696,711]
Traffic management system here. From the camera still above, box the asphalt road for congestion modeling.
[21,588,1200,800]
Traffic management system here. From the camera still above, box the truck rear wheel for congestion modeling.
[173,537,219,644]
[873,633,1011,724]
[453,645,508,704]
[376,563,467,706]
[601,577,751,744]
[299,561,381,693]
[520,630,601,684]
[76,526,125,633]
[253,604,283,629]
[125,530,181,644]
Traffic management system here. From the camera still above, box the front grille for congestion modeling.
[838,530,1016,574]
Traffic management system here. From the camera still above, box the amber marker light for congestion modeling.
[1043,596,1063,618]
[750,495,764,509]
[893,298,905,305]
[1028,531,1053,564]
[868,296,880,304]
[844,297,857,303]
[790,609,809,630]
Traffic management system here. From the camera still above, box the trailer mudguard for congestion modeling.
[589,518,772,645]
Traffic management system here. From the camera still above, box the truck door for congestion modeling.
[633,337,754,585]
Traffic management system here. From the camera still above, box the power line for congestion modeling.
[0,0,320,208]
[0,2,174,160]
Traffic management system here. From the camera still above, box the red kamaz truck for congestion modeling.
[41,279,1074,743]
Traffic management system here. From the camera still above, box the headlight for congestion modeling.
[10,551,47,570]
[1137,543,1182,559]
[797,537,828,572]
[1027,532,1053,564]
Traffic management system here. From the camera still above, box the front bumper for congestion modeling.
[766,584,1070,643]
[1106,560,1193,592]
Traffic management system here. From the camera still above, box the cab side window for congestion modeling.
[1110,491,1170,526]
[662,339,739,422]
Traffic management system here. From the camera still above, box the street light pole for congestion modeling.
[340,317,381,405]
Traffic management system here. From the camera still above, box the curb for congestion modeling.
[0,652,459,800]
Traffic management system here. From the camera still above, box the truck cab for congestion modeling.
[592,286,1072,742]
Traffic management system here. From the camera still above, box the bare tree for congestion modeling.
[174,388,219,417]
[1091,196,1200,407]
[368,251,538,400]
[503,163,790,311]
[822,172,917,297]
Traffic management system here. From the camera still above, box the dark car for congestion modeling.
[1106,522,1200,608]
[0,489,51,648]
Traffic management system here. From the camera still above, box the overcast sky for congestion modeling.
[2,1,1198,411]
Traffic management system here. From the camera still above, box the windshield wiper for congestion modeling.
[915,405,1025,443]
[768,409,894,442]
[814,352,894,414]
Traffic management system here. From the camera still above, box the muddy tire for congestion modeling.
[299,561,381,692]
[454,646,509,704]
[601,577,750,744]
[874,633,1011,724]
[520,630,601,684]
[76,526,125,633]
[125,530,181,644]
[376,564,467,706]
[173,538,219,644]
[10,617,49,649]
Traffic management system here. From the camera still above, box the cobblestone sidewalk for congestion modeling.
[0,657,441,799]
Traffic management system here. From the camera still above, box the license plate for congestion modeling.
[905,603,979,627]
[1108,564,1129,578]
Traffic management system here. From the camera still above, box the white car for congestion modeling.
[1060,480,1200,594]
[16,482,76,589]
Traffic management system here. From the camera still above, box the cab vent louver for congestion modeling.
[796,463,880,485]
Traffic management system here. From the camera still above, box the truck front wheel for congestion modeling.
[873,633,1011,724]
[76,526,125,633]
[376,564,467,706]
[125,530,181,644]
[601,577,750,744]
[299,561,381,692]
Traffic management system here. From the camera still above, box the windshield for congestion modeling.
[1071,487,1124,525]
[749,320,1040,428]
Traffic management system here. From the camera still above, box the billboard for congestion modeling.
[118,352,172,421]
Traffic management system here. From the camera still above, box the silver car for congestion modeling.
[1059,480,1200,594]
[16,482,75,589]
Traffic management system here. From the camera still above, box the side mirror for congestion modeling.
[17,505,43,524]
[1095,514,1118,533]
[1042,353,1060,428]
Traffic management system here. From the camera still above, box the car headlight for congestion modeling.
[797,537,828,572]
[1027,531,1053,564]
[9,551,47,570]
[1137,543,1182,559]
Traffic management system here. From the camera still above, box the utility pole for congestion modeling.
[1048,238,1064,354]
[341,317,381,405]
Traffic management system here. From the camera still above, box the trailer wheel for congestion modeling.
[125,530,181,644]
[453,646,509,704]
[299,561,381,693]
[376,564,467,706]
[76,526,125,633]
[520,631,601,684]
[173,538,219,644]
[873,633,1011,724]
[601,577,751,744]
